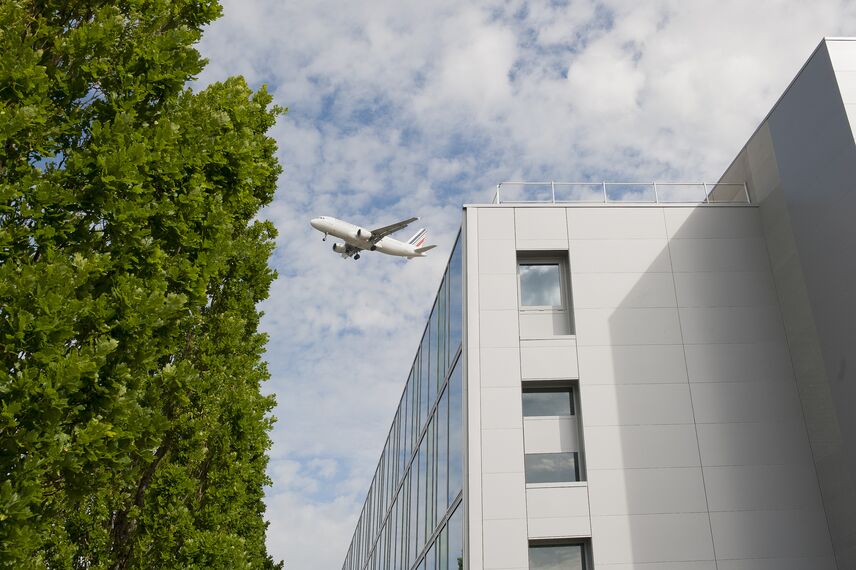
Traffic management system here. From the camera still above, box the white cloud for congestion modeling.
[197,0,856,565]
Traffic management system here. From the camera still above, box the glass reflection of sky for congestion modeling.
[529,544,583,570]
[522,389,572,416]
[520,264,561,306]
[524,452,577,484]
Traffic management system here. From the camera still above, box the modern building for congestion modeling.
[341,38,856,570]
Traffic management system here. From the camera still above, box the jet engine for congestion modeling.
[355,227,373,240]
[332,243,347,253]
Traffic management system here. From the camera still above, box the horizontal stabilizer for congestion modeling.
[415,244,436,254]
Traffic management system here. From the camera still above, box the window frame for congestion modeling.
[522,384,575,418]
[524,451,581,485]
[517,255,569,311]
[528,540,591,570]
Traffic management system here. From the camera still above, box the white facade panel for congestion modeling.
[567,208,667,240]
[597,560,721,570]
[703,464,824,512]
[480,387,523,430]
[581,384,694,427]
[572,272,677,309]
[709,509,834,560]
[523,417,579,453]
[514,208,568,243]
[568,239,672,273]
[481,428,525,474]
[696,421,811,467]
[678,306,785,344]
[520,338,578,379]
[478,274,519,311]
[715,557,836,570]
[482,472,527,520]
[482,518,529,569]
[673,271,777,308]
[587,467,707,516]
[689,381,802,424]
[667,237,769,273]
[478,310,519,348]
[478,208,515,240]
[584,425,701,470]
[479,347,522,388]
[577,345,688,385]
[526,485,591,538]
[519,310,572,338]
[478,239,517,275]
[683,342,794,383]
[833,69,856,102]
[574,308,682,346]
[589,513,714,564]
[663,207,762,239]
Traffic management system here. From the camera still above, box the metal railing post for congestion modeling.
[652,182,659,204]
[495,184,501,204]
[702,182,709,204]
[602,182,608,203]
[743,182,750,204]
[551,181,556,204]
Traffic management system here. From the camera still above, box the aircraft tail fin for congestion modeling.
[407,228,428,247]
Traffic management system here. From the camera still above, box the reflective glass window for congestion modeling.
[436,278,446,391]
[438,525,448,570]
[426,418,435,539]
[519,263,563,307]
[409,468,418,567]
[417,434,426,550]
[436,388,448,520]
[447,358,463,505]
[420,325,431,429]
[447,504,463,570]
[522,386,573,417]
[528,544,584,570]
[448,235,462,364]
[425,541,436,570]
[525,452,579,484]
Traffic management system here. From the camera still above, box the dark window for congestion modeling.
[529,544,585,570]
[525,452,579,484]
[522,387,574,417]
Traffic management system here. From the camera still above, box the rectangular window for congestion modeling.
[519,263,563,307]
[447,504,463,570]
[528,544,586,570]
[447,358,463,504]
[522,386,574,417]
[525,452,579,484]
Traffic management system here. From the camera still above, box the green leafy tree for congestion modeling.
[0,1,284,567]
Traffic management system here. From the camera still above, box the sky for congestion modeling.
[196,1,856,567]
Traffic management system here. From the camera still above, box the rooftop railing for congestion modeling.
[492,181,750,205]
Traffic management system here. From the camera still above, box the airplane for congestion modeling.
[309,215,436,260]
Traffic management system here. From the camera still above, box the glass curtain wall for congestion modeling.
[342,231,464,570]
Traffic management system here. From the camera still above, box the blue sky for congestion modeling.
[196,1,856,566]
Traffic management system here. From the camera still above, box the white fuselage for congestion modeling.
[310,216,427,258]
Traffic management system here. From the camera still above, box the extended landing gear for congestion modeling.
[354,254,361,260]
[322,233,327,241]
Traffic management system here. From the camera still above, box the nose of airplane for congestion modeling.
[309,217,322,230]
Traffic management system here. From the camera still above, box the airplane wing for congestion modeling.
[368,217,418,243]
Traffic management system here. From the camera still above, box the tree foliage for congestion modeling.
[0,1,284,567]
